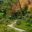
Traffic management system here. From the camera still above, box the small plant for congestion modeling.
[0,12,4,18]
[16,20,21,25]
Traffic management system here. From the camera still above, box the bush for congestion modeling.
[0,13,4,18]
[16,20,21,25]
[21,5,28,16]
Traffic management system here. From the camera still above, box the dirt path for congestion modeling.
[8,20,25,32]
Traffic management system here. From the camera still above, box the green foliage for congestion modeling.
[21,5,28,16]
[11,0,16,3]
[0,0,32,32]
[16,20,21,25]
[0,13,4,18]
[0,0,3,4]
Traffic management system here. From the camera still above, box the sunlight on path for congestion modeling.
[8,20,25,32]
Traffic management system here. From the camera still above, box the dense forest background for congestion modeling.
[0,0,32,19]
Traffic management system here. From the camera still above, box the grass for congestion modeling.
[0,22,19,32]
[0,18,15,25]
[0,17,19,32]
[15,17,32,31]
